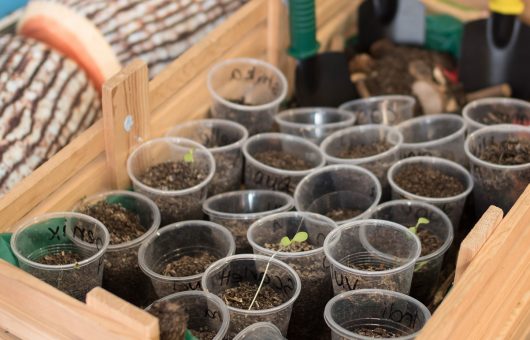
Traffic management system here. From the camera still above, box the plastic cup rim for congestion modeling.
[339,95,416,111]
[397,113,466,149]
[274,107,356,130]
[463,97,530,131]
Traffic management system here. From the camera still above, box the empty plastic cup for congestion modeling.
[207,58,288,135]
[463,97,530,133]
[339,95,415,125]
[233,322,285,340]
[11,212,110,300]
[323,220,421,295]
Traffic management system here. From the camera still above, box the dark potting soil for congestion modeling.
[148,300,187,340]
[353,326,400,338]
[139,161,208,191]
[418,228,443,257]
[475,138,530,166]
[477,107,530,126]
[325,208,363,221]
[349,262,393,271]
[189,328,217,340]
[36,250,83,265]
[253,150,312,171]
[221,281,283,310]
[161,252,218,277]
[337,141,392,159]
[264,241,316,252]
[394,165,465,198]
[227,97,258,106]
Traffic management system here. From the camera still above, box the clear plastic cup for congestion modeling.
[247,212,337,340]
[323,220,421,295]
[294,165,382,225]
[464,124,530,216]
[74,191,160,306]
[145,290,230,340]
[274,107,356,144]
[201,254,301,338]
[166,119,249,196]
[243,133,325,194]
[320,125,403,200]
[207,58,288,135]
[368,200,453,305]
[339,95,415,125]
[324,289,431,339]
[203,190,294,254]
[127,137,215,225]
[138,221,235,298]
[233,322,285,340]
[463,97,530,133]
[388,156,474,230]
[397,113,467,165]
[11,212,110,300]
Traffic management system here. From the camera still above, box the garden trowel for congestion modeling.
[460,0,530,100]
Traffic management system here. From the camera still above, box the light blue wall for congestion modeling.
[0,0,27,18]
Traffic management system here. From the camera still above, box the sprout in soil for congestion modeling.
[408,217,430,235]
[280,231,309,247]
[184,148,195,163]
[185,330,198,340]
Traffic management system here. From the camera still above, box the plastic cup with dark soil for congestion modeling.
[203,190,294,254]
[321,125,403,200]
[201,254,301,338]
[11,212,110,300]
[74,190,160,306]
[397,114,467,165]
[294,165,382,225]
[368,200,453,305]
[247,212,337,340]
[146,290,230,340]
[324,289,431,340]
[233,322,285,340]
[339,95,415,125]
[388,156,473,230]
[127,137,215,225]
[207,58,288,135]
[274,108,356,145]
[323,220,421,295]
[463,97,530,133]
[243,133,325,194]
[138,221,235,298]
[465,124,530,217]
[166,119,249,196]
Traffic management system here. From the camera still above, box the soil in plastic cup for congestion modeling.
[368,200,453,305]
[247,212,337,340]
[166,119,249,196]
[127,137,215,225]
[464,124,530,217]
[138,221,235,298]
[320,125,403,200]
[73,190,160,306]
[274,107,356,144]
[243,133,325,194]
[324,289,431,339]
[388,156,473,230]
[294,165,382,225]
[463,97,530,133]
[145,290,230,340]
[203,190,294,254]
[233,322,285,340]
[397,113,467,165]
[11,212,110,300]
[323,220,421,295]
[339,95,415,125]
[207,58,288,135]
[201,254,301,338]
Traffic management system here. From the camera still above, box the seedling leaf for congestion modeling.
[292,231,308,243]
[184,148,194,163]
[280,236,291,247]
[409,217,430,235]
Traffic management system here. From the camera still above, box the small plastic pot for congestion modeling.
[368,200,453,305]
[207,58,288,135]
[324,289,431,339]
[339,95,415,125]
[274,107,356,144]
[127,137,215,225]
[201,254,301,338]
[243,133,325,194]
[74,191,160,306]
[233,322,285,340]
[388,156,474,230]
[323,220,421,295]
[11,212,110,300]
[463,97,530,133]
[294,165,382,225]
[320,125,403,200]
[166,119,249,196]
[247,212,337,340]
[464,124,530,216]
[397,113,467,165]
[138,221,235,298]
[145,290,230,340]
[203,190,294,253]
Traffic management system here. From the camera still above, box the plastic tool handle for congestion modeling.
[288,0,320,59]
[489,0,524,15]
[488,0,525,48]
[373,0,398,25]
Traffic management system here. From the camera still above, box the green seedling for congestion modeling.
[183,148,194,163]
[185,330,198,340]
[409,217,430,235]
[280,231,308,247]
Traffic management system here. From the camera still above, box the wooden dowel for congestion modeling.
[466,83,512,102]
